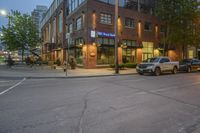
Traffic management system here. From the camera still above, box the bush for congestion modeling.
[110,64,125,70]
[69,56,77,69]
[42,61,48,65]
[123,63,137,68]
[54,59,61,66]
[110,63,137,69]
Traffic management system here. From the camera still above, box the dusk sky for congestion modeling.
[0,0,53,27]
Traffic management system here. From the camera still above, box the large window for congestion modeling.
[144,21,152,31]
[100,13,112,25]
[122,49,136,63]
[142,42,154,61]
[122,40,136,47]
[68,0,86,14]
[69,38,84,64]
[97,37,115,64]
[58,12,63,33]
[97,47,115,65]
[99,0,126,7]
[76,17,82,30]
[97,38,114,46]
[125,18,135,28]
[68,23,73,33]
[122,40,136,63]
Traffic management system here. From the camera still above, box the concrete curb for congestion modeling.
[0,73,138,79]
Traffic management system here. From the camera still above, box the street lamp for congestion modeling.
[115,0,119,74]
[0,9,7,17]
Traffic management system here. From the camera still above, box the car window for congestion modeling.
[149,58,160,63]
[192,59,200,64]
[182,59,192,63]
[164,58,170,62]
[193,60,199,63]
[160,58,170,63]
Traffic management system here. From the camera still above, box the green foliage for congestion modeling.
[155,0,200,47]
[110,63,137,69]
[123,63,137,68]
[54,59,61,66]
[0,11,40,59]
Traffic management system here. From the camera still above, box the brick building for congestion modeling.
[41,0,167,68]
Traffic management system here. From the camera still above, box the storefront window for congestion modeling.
[68,38,84,64]
[122,49,136,63]
[121,40,136,63]
[142,42,154,61]
[97,47,115,64]
[188,50,194,59]
[97,37,115,64]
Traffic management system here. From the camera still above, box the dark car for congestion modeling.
[179,59,200,72]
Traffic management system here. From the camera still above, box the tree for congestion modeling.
[155,0,200,58]
[1,11,40,61]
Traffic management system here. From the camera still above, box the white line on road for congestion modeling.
[0,80,11,83]
[0,78,26,96]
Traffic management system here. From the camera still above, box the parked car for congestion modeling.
[179,59,200,72]
[136,57,179,76]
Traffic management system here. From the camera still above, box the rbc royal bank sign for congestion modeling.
[91,30,115,38]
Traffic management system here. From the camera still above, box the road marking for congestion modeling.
[0,80,11,83]
[0,78,26,96]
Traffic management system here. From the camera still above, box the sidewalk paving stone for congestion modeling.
[0,64,137,78]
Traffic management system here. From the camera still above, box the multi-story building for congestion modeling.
[41,0,166,68]
[31,5,48,34]
[40,0,66,64]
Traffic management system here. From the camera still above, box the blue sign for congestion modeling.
[97,31,115,38]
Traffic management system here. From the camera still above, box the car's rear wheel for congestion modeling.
[154,67,161,76]
[187,66,191,73]
[172,66,178,74]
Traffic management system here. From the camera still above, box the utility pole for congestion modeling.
[137,0,141,12]
[115,0,119,74]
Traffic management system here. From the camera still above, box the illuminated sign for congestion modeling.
[97,31,115,38]
[90,30,96,38]
[90,30,115,38]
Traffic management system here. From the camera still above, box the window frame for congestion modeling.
[144,21,153,31]
[76,17,82,31]
[100,13,112,25]
[124,17,135,28]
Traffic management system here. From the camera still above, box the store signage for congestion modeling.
[90,30,96,38]
[97,31,115,38]
[90,30,115,38]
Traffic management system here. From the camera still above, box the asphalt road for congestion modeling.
[1,73,200,133]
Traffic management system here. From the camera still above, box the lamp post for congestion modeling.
[115,0,119,74]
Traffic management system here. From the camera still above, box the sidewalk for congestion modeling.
[0,64,137,78]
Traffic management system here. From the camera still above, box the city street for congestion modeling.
[1,73,200,133]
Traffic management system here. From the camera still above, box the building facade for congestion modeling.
[31,5,48,34]
[41,0,167,68]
